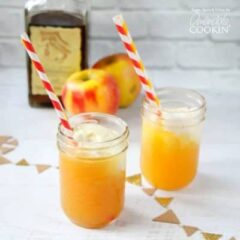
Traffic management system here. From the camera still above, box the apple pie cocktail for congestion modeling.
[141,88,206,190]
[57,113,129,228]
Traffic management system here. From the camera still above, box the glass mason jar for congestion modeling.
[57,113,129,229]
[141,88,206,191]
[25,0,89,106]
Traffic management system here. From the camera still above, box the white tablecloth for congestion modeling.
[0,68,240,240]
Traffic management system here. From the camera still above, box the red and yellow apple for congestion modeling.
[93,53,141,108]
[62,69,119,115]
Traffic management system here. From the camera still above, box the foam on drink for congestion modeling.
[73,123,118,143]
[70,122,125,159]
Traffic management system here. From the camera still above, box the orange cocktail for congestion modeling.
[141,88,206,190]
[60,151,126,228]
[57,113,129,228]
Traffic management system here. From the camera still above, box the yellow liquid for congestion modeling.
[141,119,199,190]
[60,151,126,228]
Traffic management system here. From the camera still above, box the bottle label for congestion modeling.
[30,26,81,95]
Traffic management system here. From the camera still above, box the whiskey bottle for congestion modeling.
[25,0,89,106]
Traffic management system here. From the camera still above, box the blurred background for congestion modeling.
[0,0,239,89]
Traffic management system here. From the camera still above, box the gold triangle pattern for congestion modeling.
[0,136,11,145]
[0,137,234,240]
[16,159,29,166]
[0,136,18,155]
[36,164,51,173]
[142,188,156,196]
[182,225,198,237]
[0,136,56,174]
[153,209,180,224]
[126,174,142,186]
[0,156,11,165]
[0,147,15,155]
[155,197,173,208]
[202,232,222,240]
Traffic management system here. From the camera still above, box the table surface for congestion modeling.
[0,68,240,240]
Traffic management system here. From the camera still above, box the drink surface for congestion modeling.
[141,112,200,190]
[73,123,118,143]
[59,123,126,228]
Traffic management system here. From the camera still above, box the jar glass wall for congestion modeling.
[57,113,129,228]
[141,88,206,190]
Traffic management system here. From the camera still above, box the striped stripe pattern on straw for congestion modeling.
[113,14,160,107]
[21,33,72,132]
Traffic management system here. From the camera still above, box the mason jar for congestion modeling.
[141,88,206,190]
[57,113,129,228]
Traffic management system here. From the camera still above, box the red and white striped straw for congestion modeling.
[113,15,160,107]
[21,32,72,132]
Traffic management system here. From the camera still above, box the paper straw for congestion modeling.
[21,33,72,132]
[113,14,160,107]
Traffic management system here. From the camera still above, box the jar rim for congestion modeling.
[142,87,207,127]
[57,112,129,151]
[143,87,206,115]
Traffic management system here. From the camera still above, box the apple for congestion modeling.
[62,69,119,115]
[93,53,141,108]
